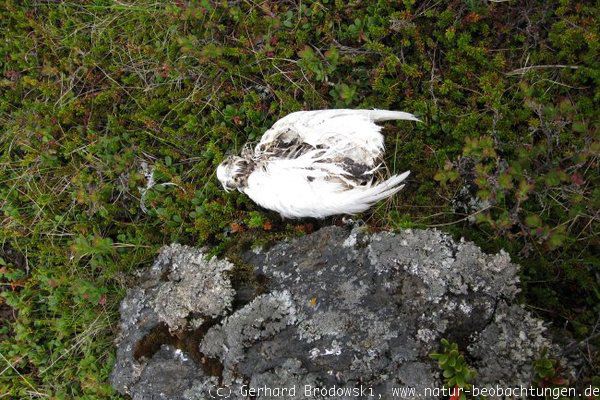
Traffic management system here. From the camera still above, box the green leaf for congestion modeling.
[525,214,542,228]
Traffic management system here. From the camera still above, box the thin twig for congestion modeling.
[0,352,47,397]
[425,206,491,228]
[506,64,580,76]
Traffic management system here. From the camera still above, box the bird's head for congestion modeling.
[216,155,253,191]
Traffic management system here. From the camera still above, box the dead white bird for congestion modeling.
[216,109,420,218]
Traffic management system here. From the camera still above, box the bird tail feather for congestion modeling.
[348,171,410,212]
[367,110,421,123]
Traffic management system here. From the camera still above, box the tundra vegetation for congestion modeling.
[0,0,597,397]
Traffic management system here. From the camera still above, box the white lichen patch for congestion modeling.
[297,311,350,343]
[200,291,297,364]
[417,328,437,344]
[152,245,235,330]
[459,300,473,315]
[343,231,358,248]
[309,341,342,359]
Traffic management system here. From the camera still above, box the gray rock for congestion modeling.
[110,244,234,396]
[110,226,566,399]
[153,245,235,330]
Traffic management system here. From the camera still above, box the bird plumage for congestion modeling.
[216,109,419,218]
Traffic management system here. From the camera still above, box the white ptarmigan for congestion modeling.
[216,109,420,218]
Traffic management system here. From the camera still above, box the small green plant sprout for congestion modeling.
[434,160,460,188]
[533,348,569,388]
[246,211,266,229]
[430,339,476,400]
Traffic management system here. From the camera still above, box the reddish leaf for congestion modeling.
[230,223,244,233]
[464,12,482,24]
[10,280,26,290]
[551,376,568,385]
[295,223,314,234]
[571,173,585,186]
[449,385,461,400]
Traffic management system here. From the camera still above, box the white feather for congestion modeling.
[244,165,410,218]
[258,109,420,168]
[217,109,419,218]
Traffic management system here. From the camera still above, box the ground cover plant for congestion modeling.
[0,0,598,397]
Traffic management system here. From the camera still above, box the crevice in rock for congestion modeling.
[133,318,225,378]
[159,268,171,282]
[226,253,272,305]
[485,297,501,330]
[131,255,272,382]
[134,322,172,361]
[445,295,502,350]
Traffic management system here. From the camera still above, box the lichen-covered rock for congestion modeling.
[111,226,566,399]
[153,247,235,330]
[110,244,235,396]
[468,302,552,387]
[132,345,201,400]
[200,290,298,366]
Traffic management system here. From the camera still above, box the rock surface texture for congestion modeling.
[110,226,561,399]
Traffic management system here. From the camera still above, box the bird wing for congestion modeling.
[256,109,419,166]
[243,153,410,219]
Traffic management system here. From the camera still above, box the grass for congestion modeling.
[0,0,598,397]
